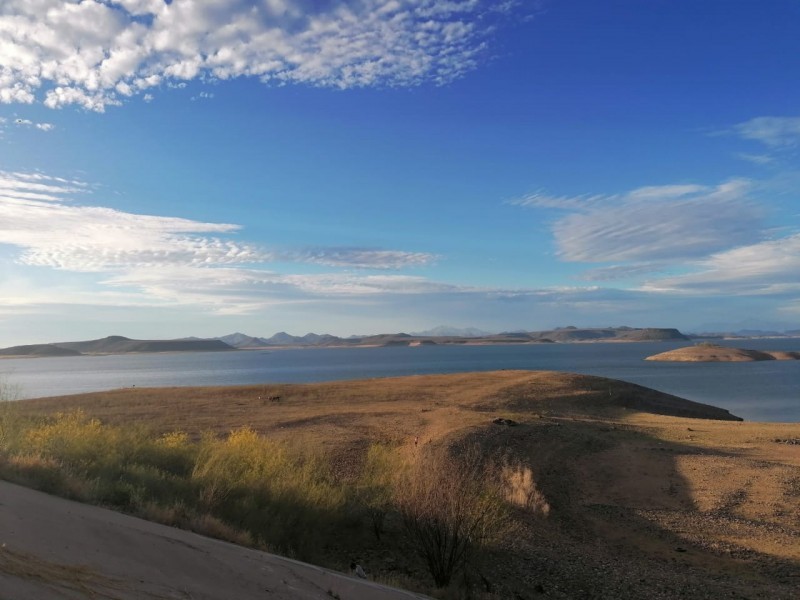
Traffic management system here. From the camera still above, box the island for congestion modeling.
[646,343,800,362]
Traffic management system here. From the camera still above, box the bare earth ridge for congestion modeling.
[3,371,800,599]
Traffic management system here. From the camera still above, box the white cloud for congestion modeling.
[0,171,87,201]
[0,171,439,314]
[190,91,214,101]
[522,180,762,263]
[6,117,55,131]
[642,233,800,296]
[0,0,513,111]
[733,116,800,147]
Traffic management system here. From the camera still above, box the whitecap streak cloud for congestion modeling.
[0,0,507,111]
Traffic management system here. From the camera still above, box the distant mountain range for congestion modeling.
[0,327,717,357]
[214,327,690,349]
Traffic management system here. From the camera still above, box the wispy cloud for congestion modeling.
[0,171,438,313]
[2,170,662,319]
[0,0,517,111]
[578,263,664,282]
[517,180,762,263]
[98,267,469,314]
[0,117,55,132]
[509,191,608,210]
[642,233,800,296]
[289,247,436,269]
[736,153,774,165]
[0,172,250,272]
[733,116,800,147]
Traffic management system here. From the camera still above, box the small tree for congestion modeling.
[394,444,511,588]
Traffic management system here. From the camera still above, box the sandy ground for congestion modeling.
[0,480,427,600]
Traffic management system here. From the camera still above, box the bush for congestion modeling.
[353,443,400,540]
[394,444,513,588]
[191,427,347,558]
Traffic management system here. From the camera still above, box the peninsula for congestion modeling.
[0,336,234,357]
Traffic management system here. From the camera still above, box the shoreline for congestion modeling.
[0,337,706,359]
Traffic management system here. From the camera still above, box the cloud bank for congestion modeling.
[0,0,513,111]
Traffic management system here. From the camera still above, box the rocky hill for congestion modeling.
[0,336,234,357]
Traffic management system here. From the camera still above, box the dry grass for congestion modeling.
[4,370,800,598]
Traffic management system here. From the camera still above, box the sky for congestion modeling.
[0,0,799,346]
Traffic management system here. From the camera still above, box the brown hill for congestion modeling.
[646,344,800,362]
[7,371,800,599]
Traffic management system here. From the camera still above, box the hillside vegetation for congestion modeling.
[2,371,799,598]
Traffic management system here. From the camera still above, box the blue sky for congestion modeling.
[1,0,799,346]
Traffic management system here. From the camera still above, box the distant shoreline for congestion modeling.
[0,337,687,359]
[3,329,799,359]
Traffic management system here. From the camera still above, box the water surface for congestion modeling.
[2,339,798,422]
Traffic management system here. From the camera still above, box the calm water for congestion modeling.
[2,339,798,422]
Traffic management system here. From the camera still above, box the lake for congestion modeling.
[1,339,798,422]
